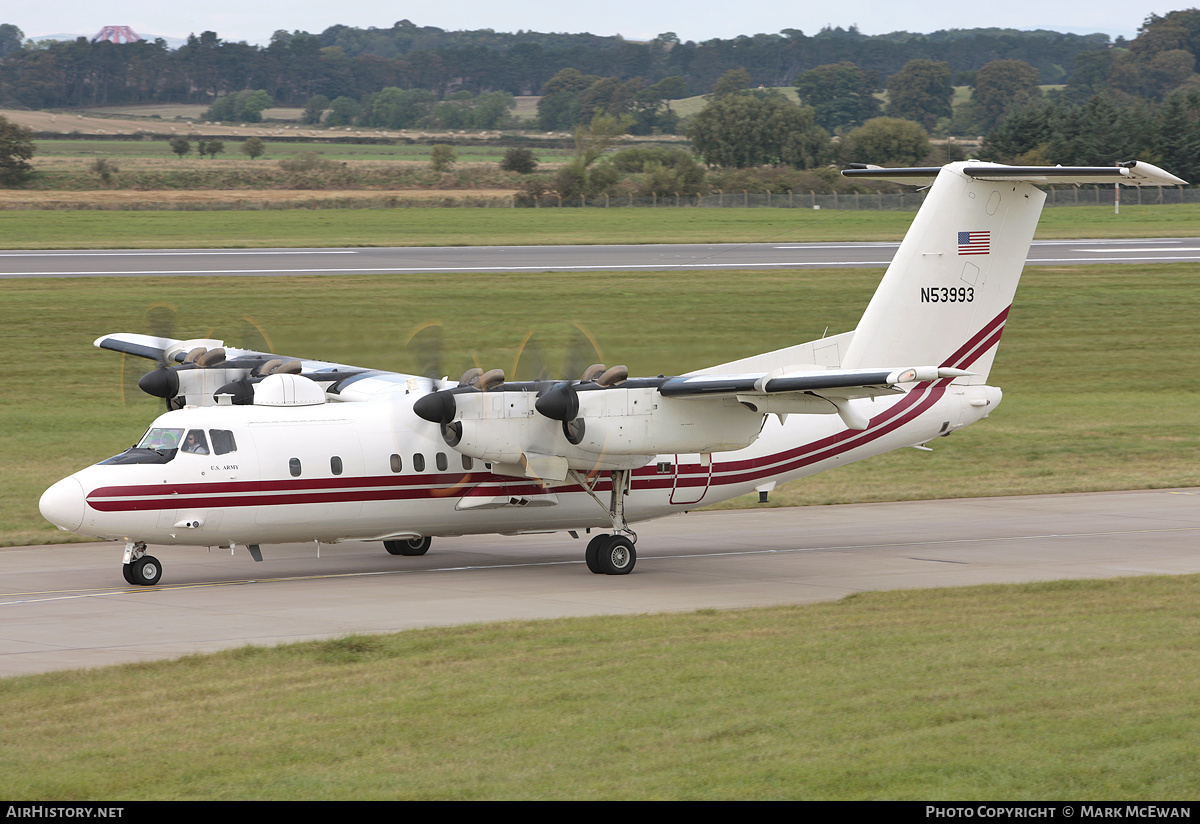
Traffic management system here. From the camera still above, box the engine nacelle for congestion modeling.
[437,386,765,478]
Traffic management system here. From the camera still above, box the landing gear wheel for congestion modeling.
[122,563,137,585]
[384,536,432,556]
[595,535,636,576]
[129,555,162,586]
[585,534,608,573]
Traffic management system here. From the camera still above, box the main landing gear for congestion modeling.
[384,536,432,556]
[571,468,638,575]
[122,541,162,586]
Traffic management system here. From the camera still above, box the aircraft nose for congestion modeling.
[40,477,85,533]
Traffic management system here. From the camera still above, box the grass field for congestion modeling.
[2,574,1199,799]
[4,262,1198,547]
[1,203,1198,249]
[3,184,1198,801]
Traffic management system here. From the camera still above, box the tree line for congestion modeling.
[0,18,1110,110]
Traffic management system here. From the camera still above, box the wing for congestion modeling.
[95,332,429,408]
[658,365,972,429]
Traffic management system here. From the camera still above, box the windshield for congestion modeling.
[137,427,183,451]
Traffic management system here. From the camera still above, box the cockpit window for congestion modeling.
[100,427,184,465]
[137,428,183,451]
[210,429,237,455]
[181,429,210,454]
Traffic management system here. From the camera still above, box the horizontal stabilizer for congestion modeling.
[843,160,1186,187]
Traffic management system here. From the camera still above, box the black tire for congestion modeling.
[130,555,162,586]
[596,535,636,575]
[385,536,431,556]
[122,563,137,585]
[585,534,608,574]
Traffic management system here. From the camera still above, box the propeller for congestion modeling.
[118,304,276,411]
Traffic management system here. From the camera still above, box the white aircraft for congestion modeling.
[40,160,1185,585]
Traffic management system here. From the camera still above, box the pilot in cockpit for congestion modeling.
[182,429,209,454]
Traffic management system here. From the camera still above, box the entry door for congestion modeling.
[670,455,713,505]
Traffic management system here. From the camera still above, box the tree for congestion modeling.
[552,113,633,198]
[0,23,23,57]
[168,136,191,159]
[499,147,538,174]
[326,95,363,127]
[970,60,1042,132]
[840,117,931,166]
[204,90,274,123]
[980,101,1054,162]
[688,92,831,168]
[429,144,456,171]
[0,115,35,185]
[201,139,225,159]
[708,67,753,98]
[1156,88,1200,183]
[885,60,953,131]
[537,68,601,131]
[301,94,330,125]
[794,62,881,132]
[240,136,265,159]
[357,88,433,128]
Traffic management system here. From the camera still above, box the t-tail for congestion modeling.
[839,161,1186,382]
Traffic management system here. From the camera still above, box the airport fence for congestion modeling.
[2,187,1196,211]
[520,186,1200,210]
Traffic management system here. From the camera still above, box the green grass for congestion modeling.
[4,263,1198,546]
[2,575,1199,799]
[0,203,1197,249]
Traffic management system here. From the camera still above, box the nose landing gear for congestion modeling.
[122,541,163,586]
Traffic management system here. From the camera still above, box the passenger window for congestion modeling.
[182,429,209,454]
[210,429,237,455]
[331,456,343,475]
[413,453,425,472]
[436,452,448,472]
[289,458,301,477]
[390,453,402,473]
[462,455,473,471]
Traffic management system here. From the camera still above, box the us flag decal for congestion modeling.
[958,231,990,255]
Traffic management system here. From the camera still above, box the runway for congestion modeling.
[3,488,1198,678]
[3,237,1200,278]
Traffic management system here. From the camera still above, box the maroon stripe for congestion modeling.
[941,306,1009,369]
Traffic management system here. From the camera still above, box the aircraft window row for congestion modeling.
[134,427,237,457]
[284,453,478,478]
[387,452,473,474]
[171,428,239,456]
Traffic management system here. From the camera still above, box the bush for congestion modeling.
[429,145,456,172]
[499,147,538,174]
[278,152,336,173]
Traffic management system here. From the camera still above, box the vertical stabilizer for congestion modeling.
[838,160,1185,381]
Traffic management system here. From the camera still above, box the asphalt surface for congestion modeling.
[3,488,1198,677]
[3,237,1200,278]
